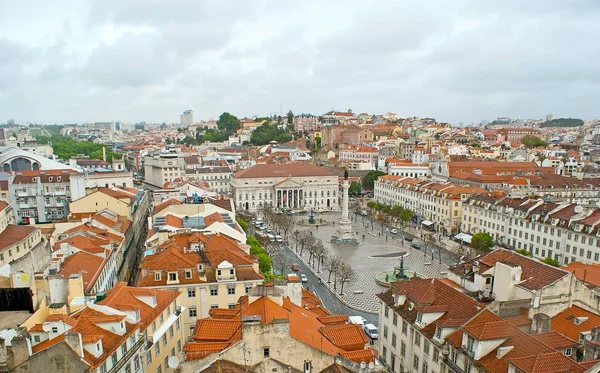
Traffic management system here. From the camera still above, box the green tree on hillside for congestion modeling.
[522,135,547,148]
[250,123,292,145]
[471,232,494,255]
[287,110,294,125]
[362,170,386,190]
[348,181,362,196]
[216,112,241,132]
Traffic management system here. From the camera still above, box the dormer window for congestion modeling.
[417,312,423,323]
[168,272,177,282]
[217,269,222,276]
[230,269,234,275]
[155,272,161,281]
[185,270,192,279]
[197,264,204,272]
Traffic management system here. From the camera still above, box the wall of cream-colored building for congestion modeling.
[144,295,186,373]
[0,229,42,267]
[69,192,130,216]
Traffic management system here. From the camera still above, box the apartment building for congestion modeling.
[26,283,184,373]
[144,153,185,188]
[339,145,379,170]
[377,279,483,373]
[8,169,86,224]
[385,158,430,178]
[293,113,319,133]
[462,195,600,265]
[374,176,487,235]
[137,232,264,340]
[185,166,232,195]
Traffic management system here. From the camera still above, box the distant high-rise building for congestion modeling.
[180,110,194,126]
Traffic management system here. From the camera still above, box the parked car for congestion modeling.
[390,229,398,234]
[360,210,368,216]
[348,316,367,325]
[404,236,413,242]
[259,225,267,231]
[267,233,275,242]
[291,263,300,271]
[275,235,283,243]
[300,274,308,283]
[363,324,379,339]
[411,242,421,250]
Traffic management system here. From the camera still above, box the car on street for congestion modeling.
[404,236,413,242]
[363,323,379,339]
[348,316,367,325]
[259,225,267,231]
[267,233,275,242]
[275,235,283,243]
[300,274,308,283]
[291,263,300,271]
[360,210,368,216]
[411,242,422,250]
[390,228,398,234]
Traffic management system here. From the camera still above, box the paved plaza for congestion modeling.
[291,213,449,314]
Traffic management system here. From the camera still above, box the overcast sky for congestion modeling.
[1,0,599,125]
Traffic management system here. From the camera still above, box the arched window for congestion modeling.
[32,162,40,170]
[2,164,9,172]
[11,158,32,171]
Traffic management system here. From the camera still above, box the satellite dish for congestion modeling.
[42,322,53,332]
[168,356,180,368]
[586,334,593,341]
[360,362,366,369]
[368,362,375,369]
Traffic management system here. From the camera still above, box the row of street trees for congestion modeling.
[289,230,356,295]
[366,201,414,228]
[259,205,295,239]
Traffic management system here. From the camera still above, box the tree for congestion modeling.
[541,257,560,267]
[314,137,321,150]
[348,181,362,196]
[325,255,340,283]
[366,201,376,214]
[522,135,547,149]
[471,232,495,255]
[515,249,532,257]
[287,110,294,125]
[251,122,292,145]
[271,250,287,276]
[399,209,414,226]
[337,262,356,295]
[236,217,247,232]
[362,171,386,190]
[298,231,315,256]
[314,241,326,272]
[273,214,294,239]
[216,112,240,132]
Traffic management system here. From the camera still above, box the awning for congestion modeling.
[421,220,434,226]
[454,233,472,244]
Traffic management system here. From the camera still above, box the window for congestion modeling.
[177,340,182,352]
[413,355,419,370]
[383,326,388,339]
[147,350,152,365]
[400,341,406,358]
[162,334,167,348]
[228,287,235,295]
[422,362,428,373]
[210,287,218,296]
[160,314,164,324]
[155,343,160,356]
[423,339,430,355]
[566,347,572,356]
[391,333,397,347]
[169,325,174,338]
[185,270,192,279]
[187,288,196,297]
[189,308,197,317]
[157,366,162,373]
[401,320,407,334]
[433,347,439,363]
[263,348,270,358]
[111,352,117,365]
[384,306,389,318]
[51,327,58,333]
[393,313,398,326]
[414,332,421,347]
[33,335,40,343]
[125,363,131,373]
[99,363,107,373]
[168,272,177,281]
[134,356,140,372]
[155,272,161,281]
[152,321,156,332]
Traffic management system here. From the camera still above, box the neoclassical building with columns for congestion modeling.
[231,163,340,212]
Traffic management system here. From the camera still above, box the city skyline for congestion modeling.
[1,0,599,124]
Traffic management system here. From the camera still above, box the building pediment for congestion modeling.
[274,178,304,189]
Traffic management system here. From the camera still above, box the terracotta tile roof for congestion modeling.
[317,315,348,325]
[464,320,514,340]
[31,335,65,354]
[0,225,37,250]
[182,342,232,360]
[509,352,585,373]
[58,251,107,293]
[339,348,378,363]
[551,305,600,342]
[193,318,242,341]
[208,308,240,319]
[562,262,600,288]
[232,163,336,179]
[0,200,9,212]
[81,334,104,343]
[12,169,79,184]
[55,235,106,254]
[153,198,183,215]
[46,314,78,326]
[97,187,134,201]
[320,324,368,350]
[477,249,568,290]
[28,324,45,332]
[533,332,578,349]
[164,214,184,228]
[503,315,531,327]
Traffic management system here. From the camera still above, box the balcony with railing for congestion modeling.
[107,336,145,373]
